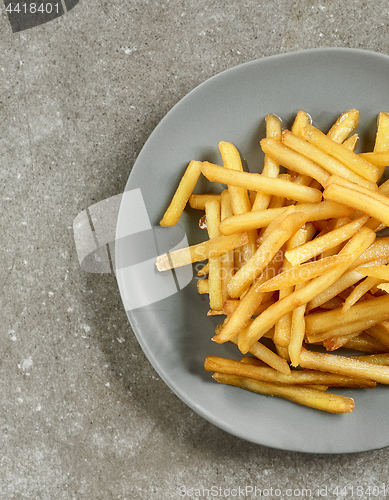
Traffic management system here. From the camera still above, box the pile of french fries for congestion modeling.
[156,109,389,413]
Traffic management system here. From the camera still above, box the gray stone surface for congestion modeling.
[1,0,389,498]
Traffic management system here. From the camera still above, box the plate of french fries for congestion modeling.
[116,48,389,453]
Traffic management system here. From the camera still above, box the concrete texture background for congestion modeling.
[1,0,389,498]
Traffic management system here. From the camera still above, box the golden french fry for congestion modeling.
[219,141,251,213]
[343,332,389,353]
[257,254,353,292]
[201,162,322,204]
[160,160,202,226]
[302,123,380,182]
[205,199,223,311]
[281,129,374,189]
[220,190,235,301]
[323,183,389,228]
[306,294,389,336]
[197,279,209,294]
[284,216,369,266]
[218,142,257,264]
[342,133,359,151]
[219,200,353,236]
[355,264,389,281]
[188,193,221,210]
[375,112,389,150]
[155,231,249,271]
[360,152,389,169]
[367,323,389,348]
[288,285,307,367]
[204,356,374,387]
[342,276,384,314]
[251,114,281,211]
[197,262,209,276]
[351,353,389,366]
[351,239,389,269]
[291,110,311,137]
[327,109,359,143]
[212,372,355,413]
[299,348,389,384]
[373,111,389,182]
[322,331,361,351]
[207,309,224,316]
[324,175,382,200]
[378,283,389,293]
[261,137,330,185]
[306,317,375,344]
[238,227,376,353]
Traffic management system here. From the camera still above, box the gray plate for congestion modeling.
[115,48,389,454]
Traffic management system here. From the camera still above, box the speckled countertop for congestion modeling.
[1,1,389,499]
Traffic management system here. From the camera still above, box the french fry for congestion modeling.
[305,294,389,336]
[299,348,389,384]
[350,239,389,269]
[197,262,209,276]
[367,323,389,348]
[212,372,355,413]
[155,231,249,271]
[260,137,330,186]
[360,152,389,169]
[219,200,354,235]
[306,317,376,344]
[342,133,359,151]
[323,330,389,353]
[323,183,389,228]
[284,215,369,266]
[373,111,389,181]
[201,162,322,204]
[256,254,353,292]
[302,123,380,182]
[324,175,383,201]
[351,353,389,366]
[375,112,389,150]
[355,264,389,281]
[188,193,221,210]
[160,160,202,226]
[204,356,375,387]
[342,276,384,314]
[220,190,235,301]
[281,129,374,189]
[218,142,257,264]
[323,331,361,351]
[327,109,359,143]
[251,114,281,211]
[288,281,307,367]
[205,199,223,312]
[337,332,388,353]
[197,279,209,294]
[378,283,389,293]
[291,110,311,137]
